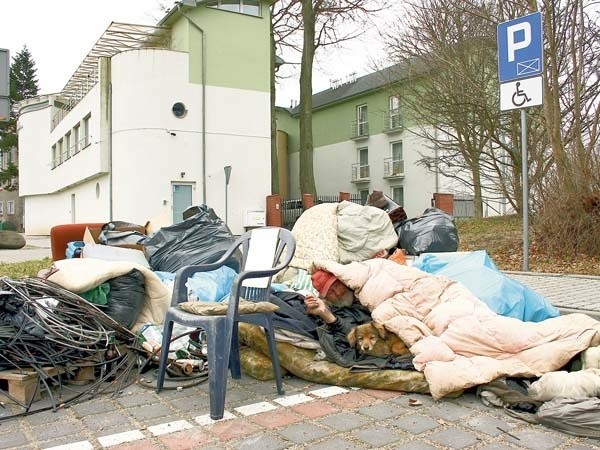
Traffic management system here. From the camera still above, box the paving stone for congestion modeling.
[248,409,302,429]
[390,393,435,408]
[358,402,405,420]
[427,402,476,422]
[362,388,405,400]
[0,431,29,449]
[451,393,493,412]
[353,425,404,447]
[167,393,210,413]
[391,440,439,450]
[25,408,71,426]
[507,429,565,449]
[562,445,600,450]
[391,415,441,435]
[128,403,174,422]
[40,437,92,449]
[206,419,260,441]
[478,445,521,450]
[30,420,85,441]
[291,399,339,418]
[81,410,134,433]
[317,411,370,431]
[276,423,332,444]
[157,427,212,450]
[221,388,257,405]
[465,414,515,436]
[427,427,481,449]
[232,433,290,450]
[109,440,162,450]
[309,436,365,450]
[326,391,374,409]
[70,399,117,418]
[116,392,156,408]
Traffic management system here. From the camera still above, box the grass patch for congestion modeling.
[0,258,52,278]
[456,215,600,275]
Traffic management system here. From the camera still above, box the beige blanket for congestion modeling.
[313,258,600,399]
[48,258,171,332]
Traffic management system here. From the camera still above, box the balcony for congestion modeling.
[383,158,404,178]
[350,120,369,140]
[351,163,370,182]
[383,110,403,133]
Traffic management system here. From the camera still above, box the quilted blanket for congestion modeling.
[312,258,600,399]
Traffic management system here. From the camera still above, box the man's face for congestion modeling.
[324,280,354,307]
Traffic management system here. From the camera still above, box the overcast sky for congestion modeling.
[0,0,393,107]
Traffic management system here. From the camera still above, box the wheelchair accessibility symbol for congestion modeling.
[512,82,531,107]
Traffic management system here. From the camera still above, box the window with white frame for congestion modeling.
[65,132,71,160]
[390,141,403,175]
[358,147,369,179]
[356,104,368,136]
[392,186,404,206]
[58,139,65,164]
[72,124,80,154]
[206,0,261,15]
[389,95,401,129]
[81,114,91,149]
[51,144,57,168]
[0,201,3,214]
[7,200,14,215]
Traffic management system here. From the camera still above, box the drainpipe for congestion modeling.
[109,81,113,220]
[177,5,207,204]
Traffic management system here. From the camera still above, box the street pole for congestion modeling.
[521,109,529,271]
[224,165,232,225]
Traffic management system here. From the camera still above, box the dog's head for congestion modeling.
[347,322,388,353]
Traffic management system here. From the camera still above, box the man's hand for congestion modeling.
[304,293,337,324]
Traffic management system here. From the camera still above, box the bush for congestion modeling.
[0,221,17,231]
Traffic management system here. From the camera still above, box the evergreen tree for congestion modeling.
[0,45,39,188]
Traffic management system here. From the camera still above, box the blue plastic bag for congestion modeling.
[414,251,559,322]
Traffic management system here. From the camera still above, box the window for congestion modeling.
[359,189,369,205]
[0,201,3,214]
[389,95,401,129]
[7,200,14,215]
[72,124,80,154]
[207,0,261,16]
[392,186,404,206]
[81,114,91,149]
[65,132,71,160]
[51,144,58,168]
[358,147,369,179]
[356,104,368,136]
[387,141,404,176]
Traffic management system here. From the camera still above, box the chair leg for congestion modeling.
[206,321,231,420]
[263,317,285,395]
[156,318,174,393]
[229,322,241,379]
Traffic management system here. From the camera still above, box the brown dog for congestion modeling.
[347,322,410,357]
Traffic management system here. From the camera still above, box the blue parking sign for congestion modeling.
[498,12,543,83]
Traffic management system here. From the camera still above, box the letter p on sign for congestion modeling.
[506,22,531,62]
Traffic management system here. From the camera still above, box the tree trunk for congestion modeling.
[299,0,317,197]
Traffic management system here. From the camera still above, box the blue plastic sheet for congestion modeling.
[155,266,237,302]
[414,251,559,322]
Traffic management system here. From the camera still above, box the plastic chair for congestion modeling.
[155,226,296,420]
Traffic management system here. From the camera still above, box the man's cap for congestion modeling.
[311,270,338,297]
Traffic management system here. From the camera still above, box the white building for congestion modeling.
[17,1,272,235]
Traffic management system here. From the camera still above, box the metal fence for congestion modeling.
[280,194,364,229]
[454,195,475,218]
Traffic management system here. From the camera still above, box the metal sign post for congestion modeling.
[498,12,544,272]
[224,165,232,225]
[0,48,9,122]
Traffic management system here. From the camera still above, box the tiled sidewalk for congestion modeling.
[1,373,598,450]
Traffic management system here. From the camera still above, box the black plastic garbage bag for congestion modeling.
[398,207,459,255]
[144,205,241,272]
[104,269,145,328]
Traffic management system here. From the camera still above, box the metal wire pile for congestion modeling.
[0,277,139,419]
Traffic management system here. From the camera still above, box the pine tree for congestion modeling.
[0,45,39,189]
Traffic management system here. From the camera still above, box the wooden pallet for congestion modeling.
[0,367,63,404]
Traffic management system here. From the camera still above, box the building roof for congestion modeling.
[290,60,423,114]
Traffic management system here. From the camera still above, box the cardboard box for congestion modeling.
[83,226,145,252]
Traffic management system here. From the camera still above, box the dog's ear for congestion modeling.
[347,328,357,348]
[373,322,388,339]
